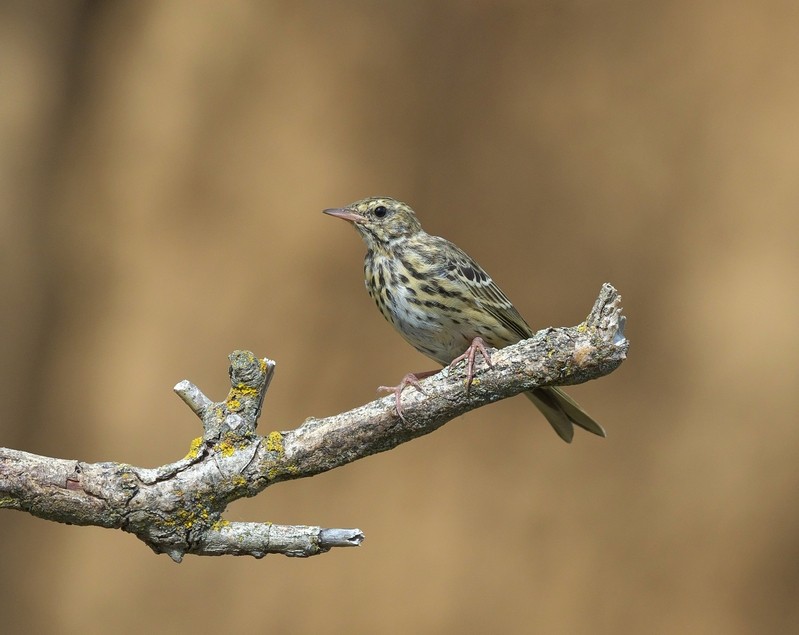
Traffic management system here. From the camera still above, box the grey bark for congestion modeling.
[0,283,627,561]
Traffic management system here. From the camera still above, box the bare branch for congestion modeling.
[0,284,627,561]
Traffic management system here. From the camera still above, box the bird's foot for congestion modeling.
[378,370,438,421]
[449,337,493,394]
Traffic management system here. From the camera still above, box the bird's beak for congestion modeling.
[323,207,367,224]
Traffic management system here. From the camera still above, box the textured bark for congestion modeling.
[0,284,627,562]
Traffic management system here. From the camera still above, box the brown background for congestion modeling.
[2,1,797,633]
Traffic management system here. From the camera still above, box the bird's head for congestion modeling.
[323,196,423,250]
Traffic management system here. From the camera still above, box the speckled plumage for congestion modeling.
[323,196,605,443]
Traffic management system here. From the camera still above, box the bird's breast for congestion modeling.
[364,251,487,364]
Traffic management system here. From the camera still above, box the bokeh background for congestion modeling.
[2,1,797,633]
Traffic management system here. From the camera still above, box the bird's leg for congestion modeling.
[378,370,438,421]
[448,336,493,394]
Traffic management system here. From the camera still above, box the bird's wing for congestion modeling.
[436,237,534,341]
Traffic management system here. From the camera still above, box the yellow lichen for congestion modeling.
[266,461,299,481]
[235,384,259,397]
[174,508,194,529]
[263,431,300,480]
[171,500,216,530]
[216,438,237,457]
[224,383,260,412]
[183,437,204,460]
[265,431,284,454]
[231,474,247,488]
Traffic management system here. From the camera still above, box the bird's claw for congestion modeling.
[378,371,435,421]
[449,337,493,394]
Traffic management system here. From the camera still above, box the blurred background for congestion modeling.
[1,1,797,633]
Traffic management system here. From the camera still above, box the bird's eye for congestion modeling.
[373,205,388,218]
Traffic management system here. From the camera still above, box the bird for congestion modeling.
[323,196,605,443]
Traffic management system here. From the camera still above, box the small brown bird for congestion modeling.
[323,196,605,442]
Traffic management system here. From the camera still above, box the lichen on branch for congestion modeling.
[0,283,627,561]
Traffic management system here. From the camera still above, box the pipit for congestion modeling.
[323,196,605,443]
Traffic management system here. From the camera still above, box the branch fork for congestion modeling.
[0,283,628,561]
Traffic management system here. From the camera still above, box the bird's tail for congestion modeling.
[525,387,606,443]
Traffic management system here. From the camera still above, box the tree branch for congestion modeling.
[0,283,627,561]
